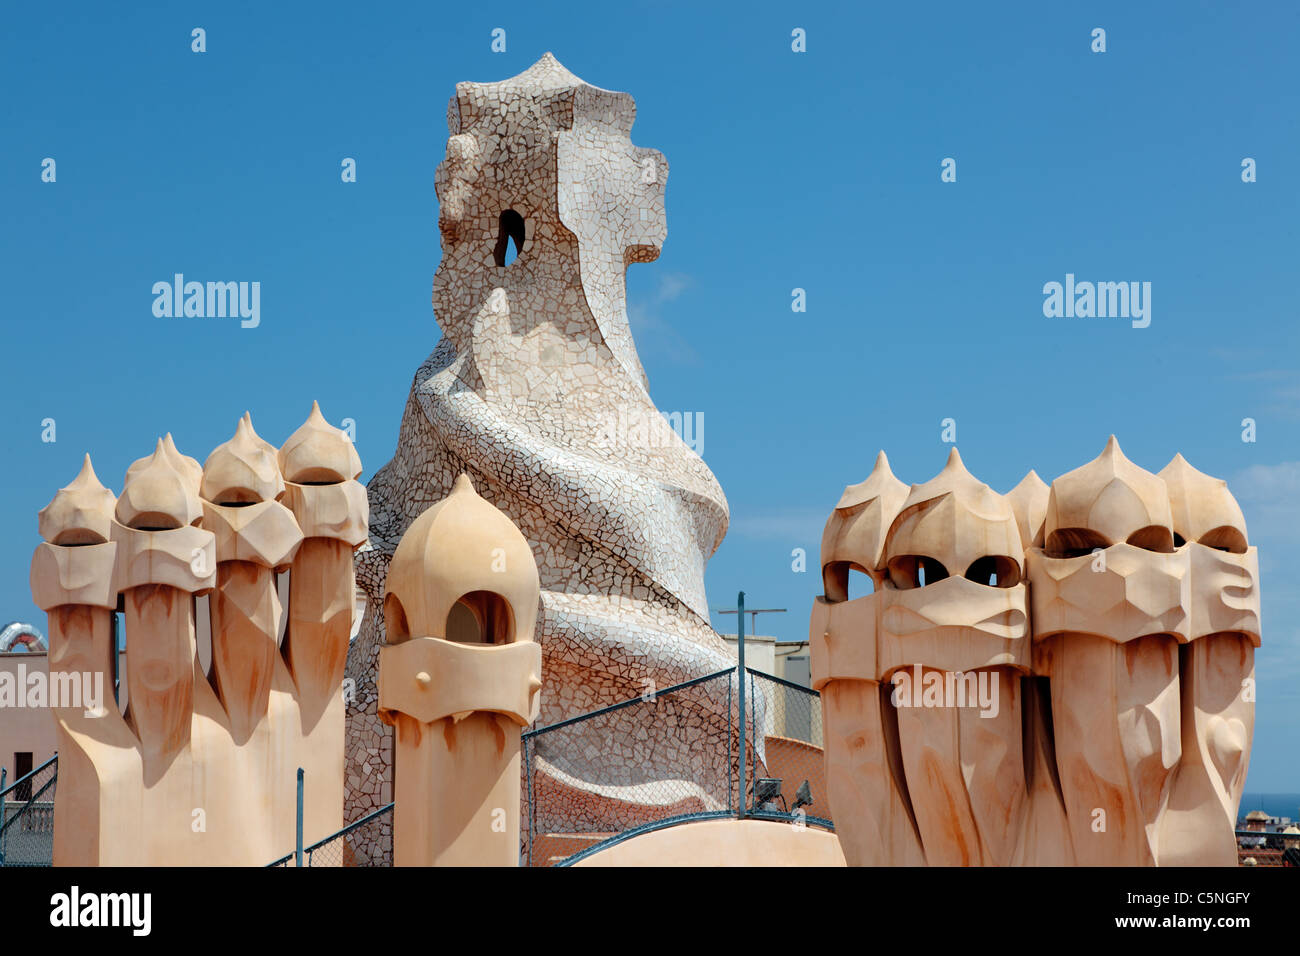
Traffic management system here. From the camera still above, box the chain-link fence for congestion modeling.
[264,664,830,866]
[0,755,58,866]
[269,801,394,867]
[522,666,832,866]
[744,669,830,827]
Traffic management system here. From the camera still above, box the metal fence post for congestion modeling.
[736,590,745,819]
[295,767,304,868]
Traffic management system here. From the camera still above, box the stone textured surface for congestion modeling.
[345,54,732,862]
[812,439,1259,866]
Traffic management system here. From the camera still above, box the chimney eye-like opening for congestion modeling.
[493,210,526,267]
[1045,528,1110,559]
[965,555,1021,588]
[887,555,949,590]
[127,512,183,532]
[446,591,514,645]
[822,562,876,602]
[1126,525,1174,553]
[212,488,262,506]
[1198,526,1248,554]
[384,594,411,643]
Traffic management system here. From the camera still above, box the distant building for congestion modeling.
[0,624,56,785]
[0,621,129,784]
[775,640,811,688]
[1235,810,1296,866]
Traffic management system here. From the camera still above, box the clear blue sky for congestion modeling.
[2,1,1296,789]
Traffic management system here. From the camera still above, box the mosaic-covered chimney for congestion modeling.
[349,53,734,855]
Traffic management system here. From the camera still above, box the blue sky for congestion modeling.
[2,1,1296,789]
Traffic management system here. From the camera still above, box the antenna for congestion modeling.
[714,607,787,636]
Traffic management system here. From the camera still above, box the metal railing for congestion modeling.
[522,664,833,866]
[268,801,395,867]
[9,662,831,868]
[0,755,58,867]
[262,660,831,867]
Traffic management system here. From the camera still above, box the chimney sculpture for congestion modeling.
[31,454,154,864]
[379,474,543,866]
[350,56,733,855]
[812,439,1259,866]
[277,403,368,845]
[30,405,365,865]
[1029,437,1187,866]
[811,451,923,866]
[1154,455,1259,865]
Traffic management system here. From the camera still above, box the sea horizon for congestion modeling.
[1239,793,1300,823]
